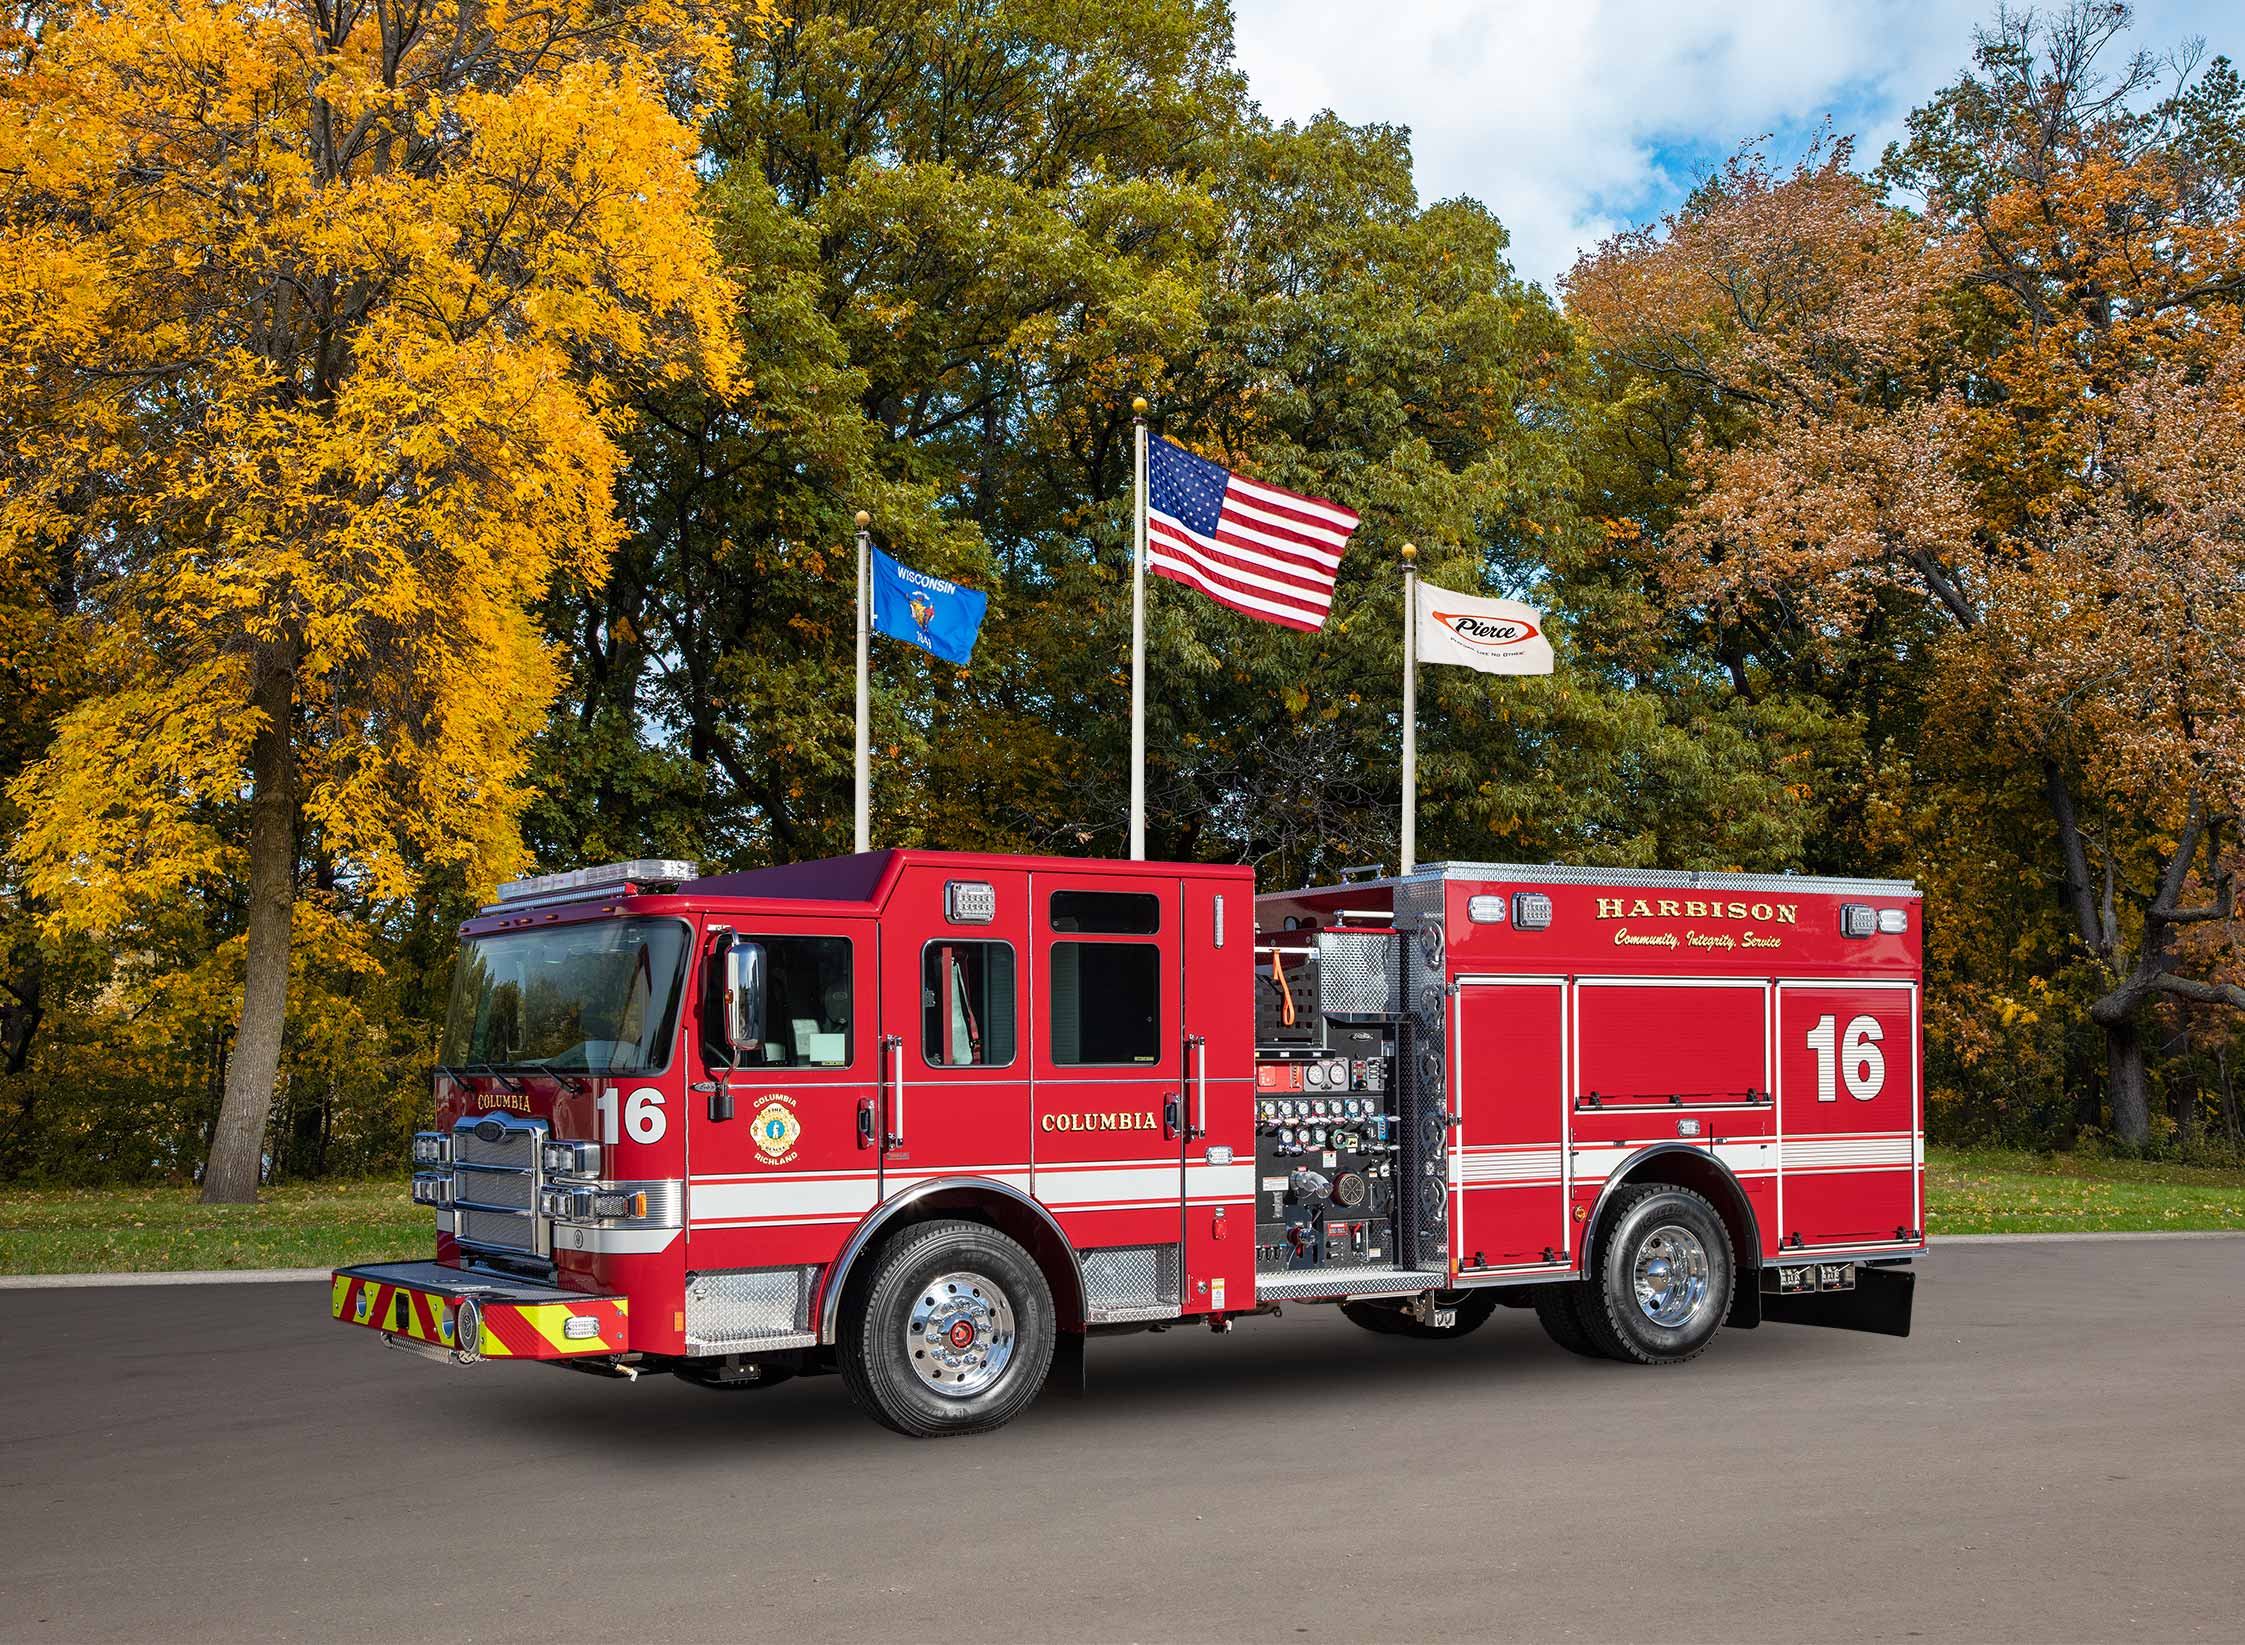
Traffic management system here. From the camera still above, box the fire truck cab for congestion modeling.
[334,850,1923,1436]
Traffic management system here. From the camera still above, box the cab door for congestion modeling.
[1028,872,1186,1270]
[684,918,879,1275]
[876,866,1033,1199]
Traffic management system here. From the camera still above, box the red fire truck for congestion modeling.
[333,850,1923,1436]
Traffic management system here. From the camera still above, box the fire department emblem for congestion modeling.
[751,1097,802,1164]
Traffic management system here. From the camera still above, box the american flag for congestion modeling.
[1146,435,1359,632]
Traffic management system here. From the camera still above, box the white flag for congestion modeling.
[1415,581,1554,675]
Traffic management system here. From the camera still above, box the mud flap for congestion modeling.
[1760,1263,1914,1338]
[1047,1331,1088,1399]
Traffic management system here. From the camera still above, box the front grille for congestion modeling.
[458,1207,543,1252]
[456,1126,536,1169]
[450,1116,547,1259]
[453,1166,535,1212]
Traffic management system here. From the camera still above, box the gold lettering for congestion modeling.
[1596,897,1625,918]
[1776,904,1798,925]
[1629,899,1654,918]
[1656,899,1681,917]
[1685,900,1708,918]
[1750,902,1773,921]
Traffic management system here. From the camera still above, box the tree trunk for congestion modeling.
[2104,1015,2149,1147]
[2218,1048,2241,1150]
[200,646,297,1204]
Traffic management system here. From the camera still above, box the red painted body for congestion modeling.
[369,851,1921,1368]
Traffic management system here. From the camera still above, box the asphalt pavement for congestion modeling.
[3,1237,2240,1643]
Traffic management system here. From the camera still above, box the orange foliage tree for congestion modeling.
[0,0,759,1198]
[1568,7,2245,1142]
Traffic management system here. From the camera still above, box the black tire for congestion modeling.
[838,1219,1055,1437]
[1341,1290,1500,1340]
[1575,1184,1734,1366]
[1530,1283,1609,1359]
[1340,1299,1410,1335]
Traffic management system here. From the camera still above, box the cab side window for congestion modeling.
[1048,943,1161,1065]
[742,935,854,1068]
[922,942,1016,1067]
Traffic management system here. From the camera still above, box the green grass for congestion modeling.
[0,1179,428,1275]
[1925,1146,2245,1234]
[1,1148,2239,1274]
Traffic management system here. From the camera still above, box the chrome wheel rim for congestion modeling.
[1632,1224,1711,1329]
[907,1270,1016,1397]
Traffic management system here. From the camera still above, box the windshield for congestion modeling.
[440,918,688,1074]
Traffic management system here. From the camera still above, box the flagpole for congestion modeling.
[1129,395,1148,861]
[854,509,871,854]
[1400,541,1417,876]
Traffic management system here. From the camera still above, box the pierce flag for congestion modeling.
[1413,581,1553,675]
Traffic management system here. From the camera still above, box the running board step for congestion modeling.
[1253,1269,1447,1302]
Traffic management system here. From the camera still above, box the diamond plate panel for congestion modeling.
[685,1265,822,1351]
[1315,929,1402,1020]
[1081,1244,1180,1313]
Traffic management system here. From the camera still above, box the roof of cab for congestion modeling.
[683,848,1254,912]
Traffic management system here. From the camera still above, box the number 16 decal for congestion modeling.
[1806,1014,1886,1102]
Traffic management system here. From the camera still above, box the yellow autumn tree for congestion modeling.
[0,0,763,1199]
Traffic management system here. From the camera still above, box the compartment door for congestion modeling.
[1775,982,1922,1250]
[1451,976,1571,1274]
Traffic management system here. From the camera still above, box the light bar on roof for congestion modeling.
[495,860,700,902]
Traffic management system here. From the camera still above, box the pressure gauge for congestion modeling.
[1278,1127,1295,1146]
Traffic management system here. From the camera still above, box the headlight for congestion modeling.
[540,1186,649,1221]
[411,1132,450,1166]
[411,1172,452,1206]
[541,1139,601,1178]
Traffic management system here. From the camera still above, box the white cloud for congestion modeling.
[1230,0,2234,291]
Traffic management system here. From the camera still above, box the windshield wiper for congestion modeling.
[517,1057,589,1095]
[468,1062,529,1095]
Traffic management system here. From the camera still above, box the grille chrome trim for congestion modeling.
[449,1114,549,1259]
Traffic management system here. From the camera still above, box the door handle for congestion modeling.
[1163,1095,1181,1141]
[856,1096,876,1149]
[882,1034,904,1148]
[1187,1034,1208,1139]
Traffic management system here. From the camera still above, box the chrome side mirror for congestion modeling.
[724,940,766,1054]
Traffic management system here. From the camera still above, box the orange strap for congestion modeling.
[1272,946,1296,1027]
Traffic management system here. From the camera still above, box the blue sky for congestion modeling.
[1230,0,2236,291]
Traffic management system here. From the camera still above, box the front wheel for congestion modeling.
[839,1219,1055,1437]
[1575,1184,1733,1365]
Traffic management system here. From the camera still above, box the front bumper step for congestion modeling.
[332,1261,627,1361]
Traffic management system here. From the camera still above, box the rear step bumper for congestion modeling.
[332,1261,627,1361]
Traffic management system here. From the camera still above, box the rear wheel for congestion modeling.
[839,1219,1055,1437]
[1576,1184,1733,1365]
[1530,1283,1607,1359]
